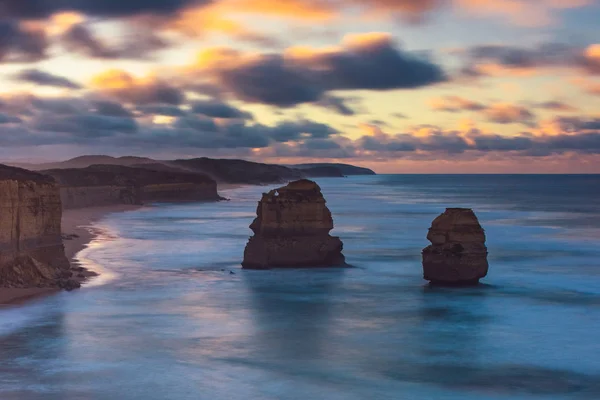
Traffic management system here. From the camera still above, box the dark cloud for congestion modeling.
[136,105,186,117]
[471,133,533,152]
[0,113,22,124]
[429,95,486,112]
[31,113,138,138]
[533,101,577,112]
[317,96,356,116]
[0,0,208,19]
[0,20,47,63]
[268,120,339,142]
[461,42,600,76]
[14,69,82,89]
[201,34,445,107]
[61,24,169,60]
[91,100,134,117]
[190,100,253,119]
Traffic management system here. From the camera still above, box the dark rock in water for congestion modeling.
[242,179,345,269]
[422,208,488,286]
[58,278,81,291]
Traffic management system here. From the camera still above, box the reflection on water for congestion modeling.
[1,176,600,400]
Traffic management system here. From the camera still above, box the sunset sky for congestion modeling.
[1,0,599,173]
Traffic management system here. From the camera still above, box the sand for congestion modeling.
[0,183,240,307]
[0,205,141,307]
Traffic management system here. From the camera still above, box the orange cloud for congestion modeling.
[455,0,592,26]
[428,95,485,112]
[90,70,184,105]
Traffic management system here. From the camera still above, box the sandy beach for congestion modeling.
[0,204,141,306]
[0,184,239,306]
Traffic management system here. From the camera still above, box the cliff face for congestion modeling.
[43,165,222,209]
[0,165,72,289]
[242,179,345,269]
[170,158,304,184]
[290,163,376,176]
[422,208,489,285]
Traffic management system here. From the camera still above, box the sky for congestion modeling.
[0,0,599,173]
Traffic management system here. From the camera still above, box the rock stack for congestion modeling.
[0,164,77,290]
[242,179,345,269]
[422,208,488,285]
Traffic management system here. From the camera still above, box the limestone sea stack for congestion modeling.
[242,179,345,269]
[0,164,76,289]
[422,208,488,285]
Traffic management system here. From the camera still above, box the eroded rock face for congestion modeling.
[0,164,74,289]
[242,179,345,269]
[43,164,223,209]
[422,208,488,285]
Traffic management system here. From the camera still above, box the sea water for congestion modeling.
[1,175,599,400]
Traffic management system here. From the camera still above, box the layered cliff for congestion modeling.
[290,163,376,176]
[0,164,73,289]
[43,165,222,209]
[242,179,345,269]
[422,208,489,285]
[169,158,304,184]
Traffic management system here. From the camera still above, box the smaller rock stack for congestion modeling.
[422,208,488,285]
[242,179,345,269]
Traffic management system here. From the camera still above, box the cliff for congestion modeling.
[422,208,489,285]
[242,179,345,269]
[169,158,303,184]
[43,165,222,209]
[300,166,345,178]
[9,155,375,183]
[290,163,376,176]
[0,164,74,289]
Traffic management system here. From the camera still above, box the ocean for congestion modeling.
[1,175,599,400]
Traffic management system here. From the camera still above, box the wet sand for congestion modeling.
[0,183,240,306]
[0,205,141,306]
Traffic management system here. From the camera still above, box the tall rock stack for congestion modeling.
[0,165,75,289]
[242,179,345,269]
[422,208,488,285]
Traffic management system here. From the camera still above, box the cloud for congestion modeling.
[90,70,185,105]
[317,96,357,116]
[428,96,485,112]
[268,120,339,142]
[190,100,253,119]
[483,103,536,125]
[428,96,537,125]
[192,33,445,107]
[453,0,593,26]
[533,101,578,112]
[136,105,186,117]
[61,23,168,60]
[14,69,82,89]
[206,0,590,27]
[0,20,47,63]
[91,100,134,117]
[460,42,600,77]
[0,113,22,124]
[0,0,209,19]
[570,77,600,96]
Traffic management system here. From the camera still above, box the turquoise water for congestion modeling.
[1,175,600,399]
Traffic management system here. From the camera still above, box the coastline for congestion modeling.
[0,183,245,307]
[0,204,141,307]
